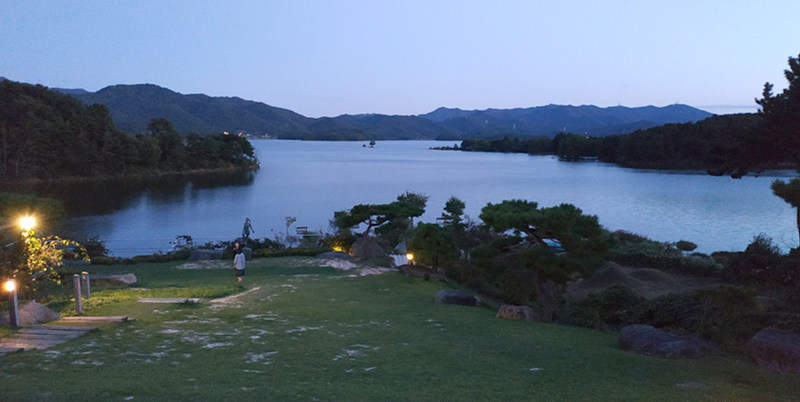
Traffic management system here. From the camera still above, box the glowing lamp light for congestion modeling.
[406,253,414,262]
[19,216,35,232]
[4,280,15,292]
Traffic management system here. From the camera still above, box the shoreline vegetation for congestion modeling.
[0,80,259,185]
[430,113,791,175]
[1,164,260,188]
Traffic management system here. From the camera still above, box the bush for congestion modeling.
[636,285,765,352]
[130,249,191,263]
[721,233,784,284]
[675,240,697,252]
[566,285,644,330]
[81,236,109,258]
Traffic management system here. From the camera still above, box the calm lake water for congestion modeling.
[53,140,797,257]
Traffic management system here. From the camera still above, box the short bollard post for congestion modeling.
[73,274,83,315]
[81,271,91,299]
[5,280,19,328]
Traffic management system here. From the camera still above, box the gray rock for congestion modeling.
[619,324,721,358]
[496,305,540,322]
[89,273,138,286]
[746,327,800,373]
[188,249,223,260]
[0,301,59,326]
[435,289,480,306]
[349,237,385,259]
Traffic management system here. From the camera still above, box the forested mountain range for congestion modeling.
[52,82,712,140]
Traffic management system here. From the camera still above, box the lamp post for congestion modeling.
[4,280,19,328]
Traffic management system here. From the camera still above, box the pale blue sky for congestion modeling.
[2,1,798,117]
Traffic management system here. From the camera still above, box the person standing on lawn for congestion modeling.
[233,242,246,282]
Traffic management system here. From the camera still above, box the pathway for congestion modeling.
[0,316,131,356]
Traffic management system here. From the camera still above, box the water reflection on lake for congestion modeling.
[52,140,797,257]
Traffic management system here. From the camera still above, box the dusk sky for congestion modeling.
[2,1,799,117]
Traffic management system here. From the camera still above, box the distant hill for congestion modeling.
[69,84,313,136]
[54,83,713,140]
[419,104,713,139]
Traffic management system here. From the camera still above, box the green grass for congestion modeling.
[2,256,799,401]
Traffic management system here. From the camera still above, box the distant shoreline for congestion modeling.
[0,165,259,190]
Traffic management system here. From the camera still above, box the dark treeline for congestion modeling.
[0,81,258,183]
[451,113,766,172]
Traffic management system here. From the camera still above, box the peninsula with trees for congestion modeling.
[0,80,258,183]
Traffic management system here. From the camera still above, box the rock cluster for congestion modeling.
[496,305,540,322]
[89,273,138,286]
[348,237,385,259]
[746,327,800,373]
[619,324,721,358]
[435,289,480,306]
[0,302,59,326]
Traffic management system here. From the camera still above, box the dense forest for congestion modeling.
[0,81,258,183]
[452,113,769,174]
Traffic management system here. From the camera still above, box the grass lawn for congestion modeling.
[1,256,799,401]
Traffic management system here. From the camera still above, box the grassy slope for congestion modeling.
[1,257,799,401]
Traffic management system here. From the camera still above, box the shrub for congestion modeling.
[81,236,109,258]
[636,285,765,352]
[721,233,784,284]
[675,240,697,252]
[566,285,644,330]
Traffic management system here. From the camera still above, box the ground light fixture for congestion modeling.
[5,279,19,328]
[19,216,35,236]
[406,252,414,264]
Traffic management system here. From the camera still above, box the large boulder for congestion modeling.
[746,327,800,373]
[435,289,480,306]
[619,324,721,358]
[0,301,59,326]
[89,273,138,286]
[496,305,540,322]
[349,237,385,260]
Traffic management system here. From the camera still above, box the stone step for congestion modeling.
[137,297,200,303]
[60,316,130,323]
[11,332,83,340]
[34,325,98,332]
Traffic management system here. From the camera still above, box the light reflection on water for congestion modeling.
[48,140,797,257]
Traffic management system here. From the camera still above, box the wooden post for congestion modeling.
[81,271,90,299]
[7,287,19,328]
[73,274,82,315]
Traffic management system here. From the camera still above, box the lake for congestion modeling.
[53,140,797,257]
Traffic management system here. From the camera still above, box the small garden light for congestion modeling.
[5,279,19,327]
[19,216,35,236]
[406,252,414,264]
